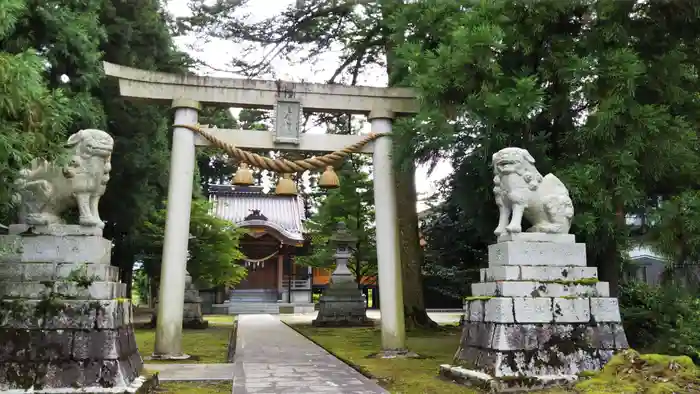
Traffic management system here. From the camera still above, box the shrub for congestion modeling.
[619,281,700,364]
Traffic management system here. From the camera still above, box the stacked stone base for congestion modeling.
[313,282,371,327]
[441,233,628,392]
[0,225,145,393]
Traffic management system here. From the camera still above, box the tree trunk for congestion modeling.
[380,0,436,329]
[395,161,438,329]
[113,241,135,298]
[596,206,624,297]
[597,243,620,297]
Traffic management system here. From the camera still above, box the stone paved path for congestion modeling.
[146,363,234,381]
[233,314,388,394]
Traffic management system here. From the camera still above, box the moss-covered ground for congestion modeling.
[135,314,235,364]
[155,381,232,393]
[292,324,700,394]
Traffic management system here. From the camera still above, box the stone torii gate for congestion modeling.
[103,62,419,358]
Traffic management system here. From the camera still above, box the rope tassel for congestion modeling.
[173,123,389,173]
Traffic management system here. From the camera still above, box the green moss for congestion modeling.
[291,324,474,393]
[463,296,494,301]
[574,350,700,393]
[66,264,97,288]
[158,381,232,393]
[542,278,599,286]
[134,319,234,364]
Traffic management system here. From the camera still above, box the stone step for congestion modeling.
[471,280,609,298]
[488,241,586,267]
[480,266,598,282]
[0,299,133,330]
[458,321,628,353]
[464,296,622,324]
[0,234,112,264]
[0,280,126,300]
[0,262,119,282]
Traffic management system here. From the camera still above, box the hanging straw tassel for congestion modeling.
[233,163,254,186]
[318,166,340,189]
[275,174,298,196]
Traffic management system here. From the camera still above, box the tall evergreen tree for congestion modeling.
[391,0,700,295]
[98,0,193,293]
[0,0,106,222]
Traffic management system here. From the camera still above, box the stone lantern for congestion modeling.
[312,222,372,326]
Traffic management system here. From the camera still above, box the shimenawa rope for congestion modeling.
[173,123,388,173]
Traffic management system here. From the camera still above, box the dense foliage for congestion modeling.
[135,198,248,289]
[394,0,700,296]
[619,282,700,363]
[296,155,377,285]
[0,0,106,221]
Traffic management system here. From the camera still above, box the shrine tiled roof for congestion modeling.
[208,184,306,243]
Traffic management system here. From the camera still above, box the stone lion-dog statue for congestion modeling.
[14,129,114,229]
[492,147,574,235]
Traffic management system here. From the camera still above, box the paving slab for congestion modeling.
[233,314,388,394]
[145,363,234,381]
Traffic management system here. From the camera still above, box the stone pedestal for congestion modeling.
[150,271,208,331]
[312,223,371,327]
[0,224,145,393]
[182,271,207,329]
[440,233,628,392]
[313,280,371,327]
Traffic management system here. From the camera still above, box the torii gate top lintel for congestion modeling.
[102,61,418,116]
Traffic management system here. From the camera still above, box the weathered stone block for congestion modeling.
[313,271,371,326]
[471,280,609,298]
[8,224,103,236]
[467,300,484,322]
[0,262,119,284]
[590,297,622,322]
[55,262,120,282]
[470,282,497,296]
[488,241,586,267]
[520,266,598,281]
[0,235,112,265]
[0,281,123,300]
[73,330,121,360]
[514,298,553,323]
[553,298,590,323]
[497,232,576,244]
[29,330,74,360]
[484,298,514,323]
[481,265,520,281]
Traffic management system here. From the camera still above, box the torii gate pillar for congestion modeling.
[370,110,406,351]
[153,99,200,359]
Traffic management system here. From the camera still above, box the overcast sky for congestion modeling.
[167,0,452,211]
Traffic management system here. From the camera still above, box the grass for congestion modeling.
[135,314,235,364]
[294,324,477,394]
[292,324,700,394]
[156,381,232,393]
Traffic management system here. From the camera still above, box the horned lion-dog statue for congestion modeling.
[492,147,574,235]
[14,129,114,229]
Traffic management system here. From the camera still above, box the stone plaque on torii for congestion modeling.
[103,62,418,359]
